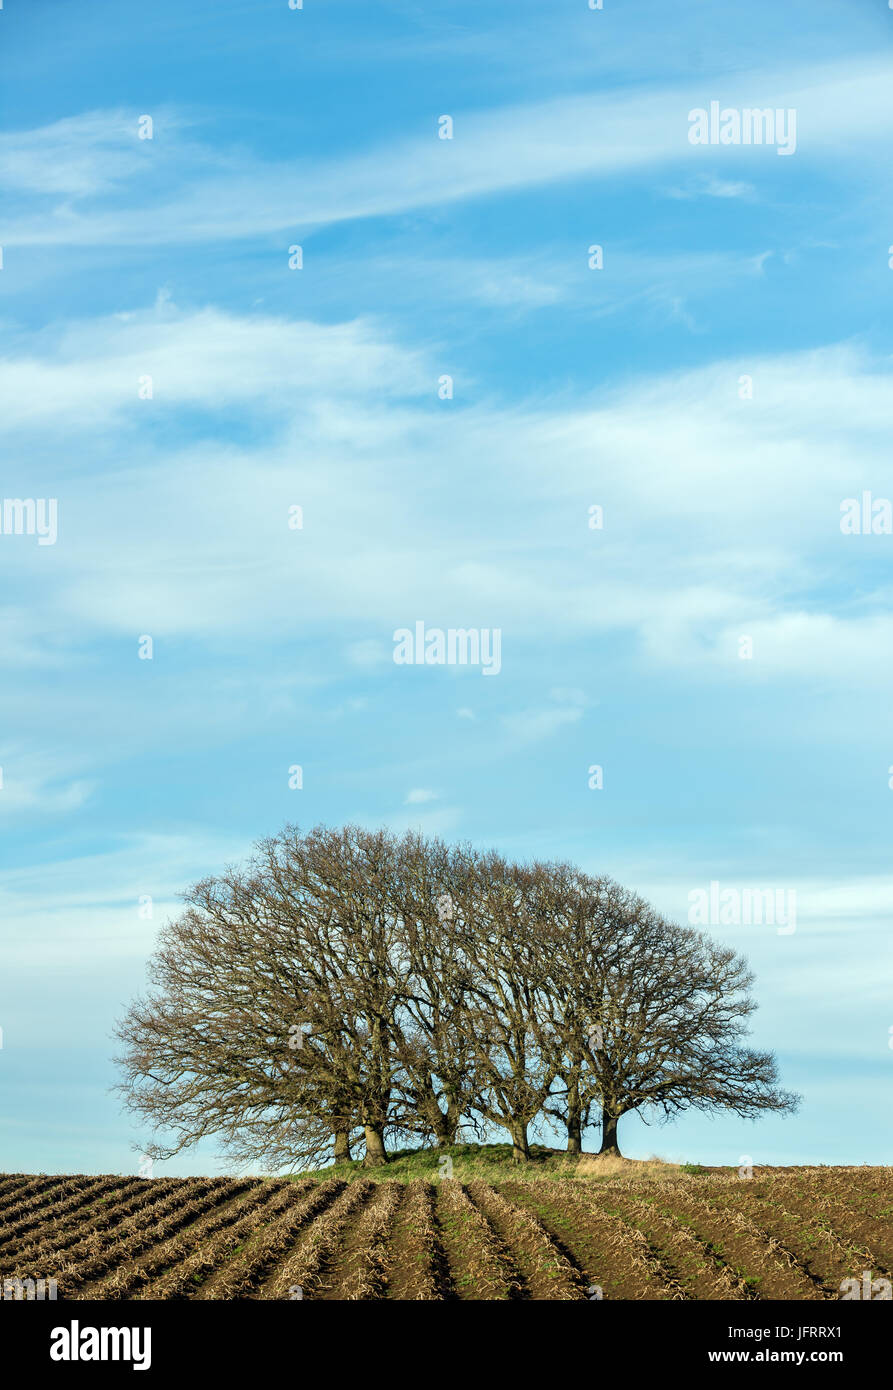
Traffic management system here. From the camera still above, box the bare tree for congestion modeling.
[116,823,798,1171]
[255,824,405,1166]
[521,859,613,1154]
[386,833,485,1147]
[114,860,365,1170]
[539,872,799,1156]
[454,852,556,1162]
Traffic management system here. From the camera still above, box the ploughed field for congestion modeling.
[1,1166,890,1300]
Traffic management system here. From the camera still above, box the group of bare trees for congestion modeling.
[116,824,798,1167]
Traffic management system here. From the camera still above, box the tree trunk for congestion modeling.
[444,1097,462,1147]
[598,1108,621,1156]
[509,1121,529,1163]
[566,1078,583,1153]
[333,1129,351,1163]
[362,1124,388,1167]
[431,1108,455,1148]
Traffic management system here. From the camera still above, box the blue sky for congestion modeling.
[1,0,892,1175]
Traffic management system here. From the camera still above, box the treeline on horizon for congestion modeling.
[116,824,798,1168]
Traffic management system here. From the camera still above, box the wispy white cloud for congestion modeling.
[1,296,428,431]
[404,787,439,804]
[0,110,154,197]
[2,307,892,705]
[4,58,893,246]
[666,174,756,200]
[501,690,588,746]
[0,830,247,966]
[0,750,94,818]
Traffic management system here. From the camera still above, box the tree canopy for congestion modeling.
[116,824,799,1166]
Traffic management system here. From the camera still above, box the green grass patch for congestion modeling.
[274,1142,696,1185]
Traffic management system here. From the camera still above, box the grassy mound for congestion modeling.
[296,1142,687,1184]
